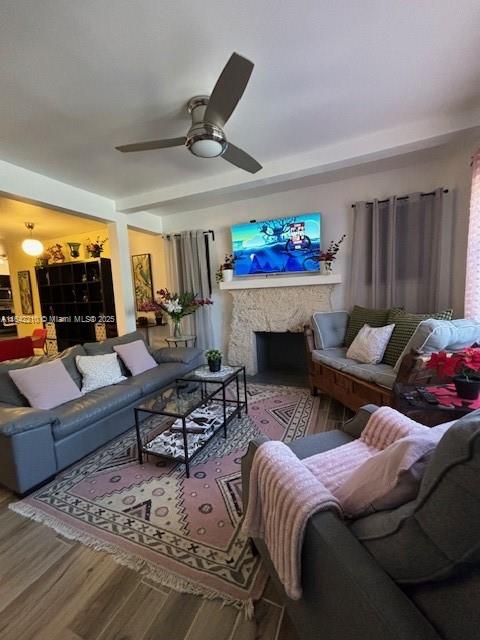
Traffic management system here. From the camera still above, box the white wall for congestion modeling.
[162,143,473,352]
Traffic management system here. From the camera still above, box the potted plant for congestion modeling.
[86,236,107,258]
[218,254,236,283]
[428,348,480,400]
[157,288,213,337]
[206,349,222,372]
[319,234,346,275]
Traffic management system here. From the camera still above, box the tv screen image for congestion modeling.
[231,213,321,276]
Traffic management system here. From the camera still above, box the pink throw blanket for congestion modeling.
[241,407,423,599]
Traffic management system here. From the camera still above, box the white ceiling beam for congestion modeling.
[115,109,480,214]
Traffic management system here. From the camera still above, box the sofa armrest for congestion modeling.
[259,511,440,640]
[241,436,269,512]
[342,404,378,438]
[0,405,58,436]
[311,311,349,350]
[151,347,203,365]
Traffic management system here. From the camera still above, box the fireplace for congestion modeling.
[223,275,341,375]
[255,331,307,383]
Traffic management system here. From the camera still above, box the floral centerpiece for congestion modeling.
[428,348,480,400]
[46,243,65,263]
[157,288,213,337]
[137,300,164,326]
[216,254,236,283]
[319,234,346,274]
[86,236,107,258]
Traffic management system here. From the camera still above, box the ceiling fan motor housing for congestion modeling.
[186,95,227,158]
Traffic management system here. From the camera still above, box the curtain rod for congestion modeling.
[351,189,449,208]
[163,230,215,241]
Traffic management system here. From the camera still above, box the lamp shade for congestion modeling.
[22,238,44,256]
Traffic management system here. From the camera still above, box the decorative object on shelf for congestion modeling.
[45,243,65,263]
[216,254,236,283]
[86,236,107,258]
[132,254,154,309]
[137,299,164,326]
[17,270,34,314]
[206,348,222,372]
[157,288,213,338]
[428,349,480,400]
[21,222,44,257]
[319,234,346,275]
[67,242,81,258]
[35,254,49,267]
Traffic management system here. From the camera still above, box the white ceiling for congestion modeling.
[1,0,479,211]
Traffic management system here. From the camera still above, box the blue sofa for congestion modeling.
[0,331,203,494]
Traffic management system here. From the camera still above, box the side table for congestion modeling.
[165,334,197,348]
[393,383,474,427]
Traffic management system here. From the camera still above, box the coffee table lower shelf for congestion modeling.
[135,400,238,477]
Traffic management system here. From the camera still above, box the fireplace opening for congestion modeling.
[254,331,308,385]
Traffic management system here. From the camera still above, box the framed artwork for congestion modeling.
[131,253,154,309]
[18,270,34,315]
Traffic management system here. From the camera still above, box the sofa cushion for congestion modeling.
[83,330,147,356]
[346,323,395,364]
[351,411,480,583]
[0,405,59,436]
[312,347,353,371]
[54,344,86,388]
[152,347,203,365]
[396,319,480,372]
[344,306,391,347]
[382,309,453,367]
[311,311,349,350]
[121,362,195,396]
[347,363,397,390]
[288,430,354,460]
[114,340,157,375]
[0,355,45,406]
[76,353,126,393]
[8,359,83,410]
[52,383,142,441]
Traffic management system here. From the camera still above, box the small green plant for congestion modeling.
[206,349,222,361]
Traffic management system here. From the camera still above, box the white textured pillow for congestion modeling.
[75,353,126,393]
[346,323,395,364]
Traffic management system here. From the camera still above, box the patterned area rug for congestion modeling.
[11,383,319,613]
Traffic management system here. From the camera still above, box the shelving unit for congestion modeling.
[35,258,117,353]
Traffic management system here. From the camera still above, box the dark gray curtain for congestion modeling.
[348,188,453,312]
[165,230,213,348]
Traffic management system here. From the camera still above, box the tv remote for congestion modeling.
[416,388,439,405]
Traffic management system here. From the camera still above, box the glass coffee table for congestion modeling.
[134,365,247,477]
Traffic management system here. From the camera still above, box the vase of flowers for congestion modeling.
[157,288,213,338]
[206,349,222,372]
[319,234,346,275]
[216,254,236,283]
[428,348,480,400]
[86,237,107,258]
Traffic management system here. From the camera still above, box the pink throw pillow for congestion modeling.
[8,359,83,410]
[113,339,157,376]
[335,429,447,517]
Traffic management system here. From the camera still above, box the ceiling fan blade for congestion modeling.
[204,53,254,127]
[116,136,186,152]
[222,143,262,174]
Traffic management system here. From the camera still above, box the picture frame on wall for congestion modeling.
[131,253,154,309]
[18,270,34,315]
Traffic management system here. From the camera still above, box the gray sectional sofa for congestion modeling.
[242,406,480,640]
[0,331,203,494]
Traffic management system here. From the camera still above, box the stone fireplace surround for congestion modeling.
[220,275,341,375]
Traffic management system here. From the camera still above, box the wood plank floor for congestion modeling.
[0,394,350,640]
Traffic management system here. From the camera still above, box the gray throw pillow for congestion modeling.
[351,411,480,584]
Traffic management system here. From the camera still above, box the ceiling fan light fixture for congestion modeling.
[186,123,227,158]
[189,138,225,158]
[22,222,44,256]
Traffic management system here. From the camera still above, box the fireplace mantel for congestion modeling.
[219,273,341,290]
[225,277,341,374]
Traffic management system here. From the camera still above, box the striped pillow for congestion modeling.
[344,306,390,347]
[382,309,453,367]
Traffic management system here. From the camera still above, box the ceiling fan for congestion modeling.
[116,52,262,174]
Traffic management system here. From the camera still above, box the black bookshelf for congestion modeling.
[35,258,117,352]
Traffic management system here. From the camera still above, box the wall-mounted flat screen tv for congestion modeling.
[231,213,321,276]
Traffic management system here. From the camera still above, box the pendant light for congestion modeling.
[21,222,44,256]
